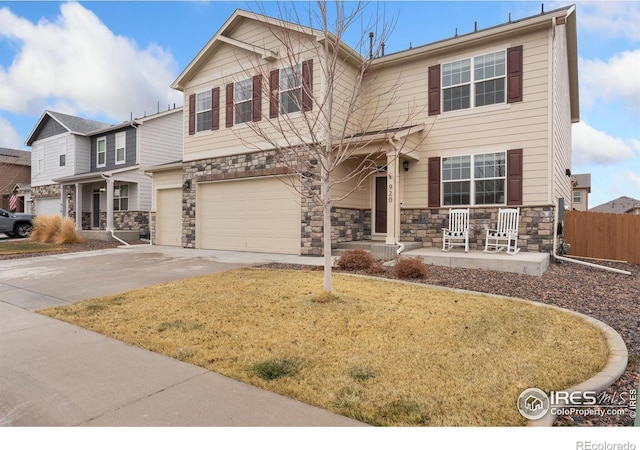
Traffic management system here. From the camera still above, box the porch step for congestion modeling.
[332,241,423,260]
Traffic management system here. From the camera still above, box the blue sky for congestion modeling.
[0,1,639,208]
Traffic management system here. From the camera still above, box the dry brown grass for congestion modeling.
[39,268,610,426]
[29,215,83,244]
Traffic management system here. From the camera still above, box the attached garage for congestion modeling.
[156,188,182,246]
[196,176,301,254]
[34,198,61,216]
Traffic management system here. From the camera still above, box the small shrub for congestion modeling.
[336,248,378,272]
[349,365,376,382]
[250,357,302,380]
[54,217,84,244]
[392,257,428,280]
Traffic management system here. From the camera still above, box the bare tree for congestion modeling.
[230,1,428,292]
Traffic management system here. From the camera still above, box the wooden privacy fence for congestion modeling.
[563,210,640,264]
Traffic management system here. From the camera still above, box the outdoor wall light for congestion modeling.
[565,169,572,177]
[183,180,191,190]
[99,187,106,193]
[403,160,409,172]
[67,193,72,199]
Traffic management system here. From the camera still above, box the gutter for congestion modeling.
[552,200,631,276]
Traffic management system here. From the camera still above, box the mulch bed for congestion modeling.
[264,259,639,427]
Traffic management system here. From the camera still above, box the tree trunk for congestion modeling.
[322,168,332,293]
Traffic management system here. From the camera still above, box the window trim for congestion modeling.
[441,151,507,206]
[279,63,302,115]
[573,190,582,204]
[96,137,106,168]
[58,142,66,167]
[113,184,129,211]
[441,49,506,113]
[115,131,126,165]
[233,78,253,125]
[195,90,212,133]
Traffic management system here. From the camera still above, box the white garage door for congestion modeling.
[197,177,301,254]
[156,188,182,246]
[35,198,61,216]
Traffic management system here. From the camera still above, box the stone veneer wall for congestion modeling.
[331,207,371,247]
[113,211,149,231]
[31,184,61,215]
[400,205,555,253]
[182,148,324,255]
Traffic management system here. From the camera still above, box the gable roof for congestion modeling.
[0,147,31,166]
[590,196,640,214]
[26,110,110,146]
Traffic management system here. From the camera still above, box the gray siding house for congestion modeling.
[26,108,183,240]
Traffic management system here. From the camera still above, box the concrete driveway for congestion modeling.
[0,245,362,426]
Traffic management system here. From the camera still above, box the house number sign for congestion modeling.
[388,173,393,203]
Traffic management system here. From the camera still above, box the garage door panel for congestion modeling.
[35,198,61,216]
[196,177,301,254]
[156,188,182,246]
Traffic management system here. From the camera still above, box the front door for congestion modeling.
[92,192,100,228]
[375,176,387,234]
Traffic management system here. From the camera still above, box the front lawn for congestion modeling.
[39,268,609,426]
[0,241,65,256]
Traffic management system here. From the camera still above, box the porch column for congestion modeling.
[60,186,66,218]
[385,150,400,245]
[75,183,83,230]
[105,178,114,231]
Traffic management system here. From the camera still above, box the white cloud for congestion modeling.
[578,1,640,41]
[579,49,640,111]
[0,117,22,148]
[0,3,181,121]
[572,122,635,165]
[615,170,640,196]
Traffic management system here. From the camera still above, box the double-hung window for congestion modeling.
[113,184,128,211]
[234,78,252,124]
[115,132,126,164]
[573,191,582,204]
[280,64,302,114]
[96,137,106,168]
[196,90,212,132]
[443,152,506,205]
[442,50,506,112]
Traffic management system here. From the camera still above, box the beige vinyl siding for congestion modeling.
[156,188,183,246]
[183,20,321,163]
[363,28,551,208]
[552,24,573,205]
[331,161,370,209]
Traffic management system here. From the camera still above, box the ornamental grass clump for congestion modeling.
[29,215,83,244]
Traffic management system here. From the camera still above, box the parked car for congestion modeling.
[0,208,35,238]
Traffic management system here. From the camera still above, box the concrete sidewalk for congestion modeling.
[0,245,362,426]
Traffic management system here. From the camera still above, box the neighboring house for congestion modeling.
[590,196,640,215]
[26,108,183,239]
[158,6,578,254]
[0,148,31,212]
[571,173,591,211]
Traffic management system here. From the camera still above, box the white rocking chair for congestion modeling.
[442,208,469,252]
[484,207,521,255]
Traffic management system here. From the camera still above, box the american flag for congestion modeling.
[9,194,17,212]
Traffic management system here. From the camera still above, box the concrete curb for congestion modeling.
[334,272,629,427]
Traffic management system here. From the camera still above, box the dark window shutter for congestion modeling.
[211,87,220,130]
[506,149,523,205]
[507,45,523,103]
[269,69,279,119]
[188,94,196,135]
[302,59,313,112]
[225,83,234,128]
[428,64,441,116]
[428,156,441,207]
[252,74,262,122]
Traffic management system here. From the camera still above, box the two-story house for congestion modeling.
[0,148,31,213]
[571,173,591,211]
[27,107,183,241]
[157,6,578,255]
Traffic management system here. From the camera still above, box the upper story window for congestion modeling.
[37,151,43,172]
[97,137,106,168]
[442,152,506,206]
[234,78,253,124]
[59,142,66,167]
[573,190,582,204]
[280,64,302,114]
[196,90,212,132]
[115,132,126,164]
[442,50,506,112]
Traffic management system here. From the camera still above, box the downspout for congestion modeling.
[100,173,129,246]
[552,199,631,275]
[388,137,404,255]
